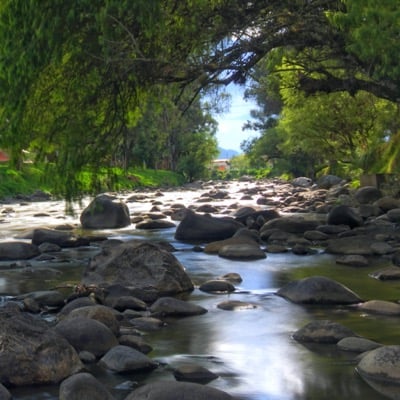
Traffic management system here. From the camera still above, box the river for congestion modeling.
[0,180,398,399]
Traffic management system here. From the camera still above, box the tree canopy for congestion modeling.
[0,1,399,195]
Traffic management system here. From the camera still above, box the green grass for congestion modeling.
[0,163,185,199]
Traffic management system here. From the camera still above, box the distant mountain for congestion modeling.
[218,147,239,159]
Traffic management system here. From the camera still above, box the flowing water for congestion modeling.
[1,182,399,399]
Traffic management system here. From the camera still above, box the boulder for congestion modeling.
[124,381,234,400]
[17,290,66,308]
[55,317,119,357]
[276,276,362,304]
[387,208,400,223]
[357,345,400,383]
[149,297,208,317]
[357,300,400,316]
[325,235,382,255]
[136,219,176,229]
[80,194,131,229]
[32,228,89,248]
[354,186,382,204]
[99,345,157,373]
[374,196,400,212]
[292,177,312,187]
[317,175,343,189]
[335,255,369,267]
[65,305,120,336]
[0,304,82,386]
[118,335,153,354]
[0,241,39,261]
[337,337,381,353]
[175,210,243,242]
[217,300,257,311]
[0,384,11,400]
[173,364,219,383]
[218,243,266,260]
[199,280,235,294]
[293,320,357,343]
[59,372,115,400]
[370,266,400,280]
[81,241,194,301]
[260,216,320,236]
[327,205,362,228]
[128,316,165,331]
[234,208,280,225]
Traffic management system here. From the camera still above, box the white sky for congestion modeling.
[214,84,258,152]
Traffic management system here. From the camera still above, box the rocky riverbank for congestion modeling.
[1,175,400,399]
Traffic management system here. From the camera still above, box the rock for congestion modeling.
[335,255,369,267]
[173,364,219,383]
[355,186,382,204]
[219,272,243,283]
[80,194,131,229]
[38,242,62,253]
[199,280,235,294]
[109,295,147,312]
[0,241,39,260]
[218,243,266,260]
[124,381,234,400]
[217,300,257,311]
[357,345,400,383]
[327,205,363,228]
[387,208,400,223]
[55,317,119,357]
[99,345,157,373]
[17,290,66,308]
[357,300,400,316]
[260,216,320,236]
[58,297,97,317]
[149,297,207,317]
[234,208,280,225]
[374,196,400,212]
[175,210,243,242]
[276,276,362,304]
[370,266,400,280]
[204,235,259,254]
[118,335,153,354]
[59,372,115,400]
[0,383,11,400]
[325,235,382,255]
[303,230,329,241]
[32,228,88,248]
[317,175,343,189]
[136,219,176,229]
[293,320,357,344]
[337,337,381,353]
[81,241,194,301]
[0,304,82,386]
[65,305,120,336]
[292,177,312,187]
[129,316,165,331]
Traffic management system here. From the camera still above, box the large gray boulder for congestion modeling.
[325,235,385,255]
[0,304,82,386]
[355,186,382,204]
[327,205,363,228]
[59,372,115,400]
[149,297,208,317]
[32,228,89,248]
[80,194,131,229]
[55,317,119,357]
[125,381,234,400]
[260,216,320,235]
[0,241,39,260]
[293,320,357,343]
[276,276,362,304]
[81,241,194,300]
[175,210,243,242]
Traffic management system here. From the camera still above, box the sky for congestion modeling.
[214,84,258,153]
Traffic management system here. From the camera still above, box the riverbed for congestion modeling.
[1,180,398,399]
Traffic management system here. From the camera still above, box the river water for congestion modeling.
[1,181,399,399]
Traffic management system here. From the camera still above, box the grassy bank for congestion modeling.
[0,164,185,199]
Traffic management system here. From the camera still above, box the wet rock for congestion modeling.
[0,383,11,400]
[0,304,82,386]
[336,255,369,267]
[217,300,257,311]
[374,196,400,212]
[119,335,153,354]
[357,300,400,316]
[17,290,66,309]
[0,241,39,260]
[370,266,400,280]
[219,272,243,283]
[82,241,194,300]
[327,205,363,228]
[99,345,157,373]
[124,381,234,400]
[234,208,279,225]
[32,228,88,248]
[303,230,329,241]
[387,208,400,223]
[325,235,381,255]
[149,297,207,317]
[128,316,165,331]
[355,186,382,204]
[109,295,147,312]
[357,345,400,383]
[58,297,97,317]
[317,175,343,189]
[38,242,62,253]
[55,317,119,357]
[260,216,320,235]
[276,276,362,305]
[199,280,235,294]
[175,210,243,242]
[135,219,175,229]
[173,364,219,383]
[59,372,115,400]
[65,305,120,336]
[293,320,357,344]
[292,177,312,187]
[337,337,381,353]
[80,194,131,229]
[204,234,259,255]
[218,243,266,260]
